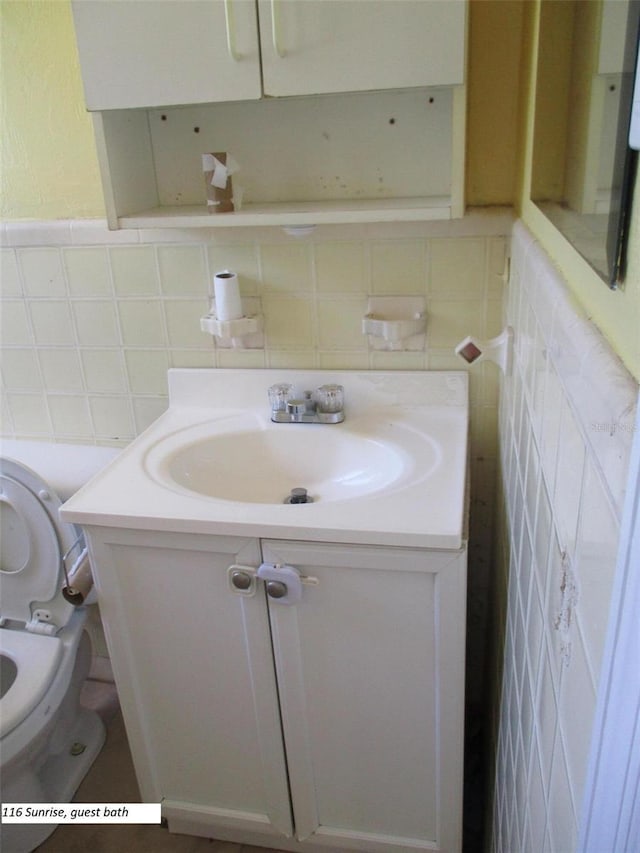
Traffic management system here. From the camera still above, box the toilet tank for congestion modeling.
[0,440,120,500]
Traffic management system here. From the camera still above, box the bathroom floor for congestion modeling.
[35,678,485,853]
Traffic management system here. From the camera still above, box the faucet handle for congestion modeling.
[268,383,294,412]
[315,384,344,414]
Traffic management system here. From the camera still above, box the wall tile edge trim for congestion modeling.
[0,209,516,249]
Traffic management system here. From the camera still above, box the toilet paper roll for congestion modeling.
[213,270,243,321]
[202,152,235,213]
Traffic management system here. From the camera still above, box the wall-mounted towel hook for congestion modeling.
[455,326,514,374]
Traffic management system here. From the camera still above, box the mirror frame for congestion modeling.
[531,0,639,289]
[607,2,639,287]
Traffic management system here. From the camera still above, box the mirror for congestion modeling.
[531,0,639,288]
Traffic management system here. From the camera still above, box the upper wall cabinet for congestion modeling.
[71,0,467,229]
[72,0,465,108]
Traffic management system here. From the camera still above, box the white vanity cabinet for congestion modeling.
[85,527,467,852]
[70,0,467,228]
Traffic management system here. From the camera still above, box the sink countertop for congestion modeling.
[60,369,469,549]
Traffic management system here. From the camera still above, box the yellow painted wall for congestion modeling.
[530,0,575,201]
[0,0,104,219]
[466,0,525,205]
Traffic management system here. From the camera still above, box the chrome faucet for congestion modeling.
[268,383,345,424]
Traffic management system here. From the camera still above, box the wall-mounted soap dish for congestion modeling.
[362,296,427,351]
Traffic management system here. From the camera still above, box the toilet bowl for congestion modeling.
[0,441,119,853]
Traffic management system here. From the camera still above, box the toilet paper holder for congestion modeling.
[200,302,264,348]
[455,326,514,374]
[61,534,95,606]
[201,270,264,348]
[200,283,264,350]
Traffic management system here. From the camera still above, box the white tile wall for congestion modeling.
[491,222,638,852]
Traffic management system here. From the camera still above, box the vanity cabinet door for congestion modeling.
[71,0,262,110]
[85,529,292,841]
[258,0,466,97]
[261,539,467,853]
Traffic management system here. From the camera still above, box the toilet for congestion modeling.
[0,440,119,853]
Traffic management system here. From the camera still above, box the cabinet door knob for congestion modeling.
[231,570,253,590]
[266,580,288,599]
[257,562,303,604]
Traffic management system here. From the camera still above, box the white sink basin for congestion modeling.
[145,413,437,505]
[61,369,469,549]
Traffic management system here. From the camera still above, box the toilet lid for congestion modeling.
[0,458,77,629]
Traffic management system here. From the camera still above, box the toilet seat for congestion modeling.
[0,630,62,739]
[0,458,77,632]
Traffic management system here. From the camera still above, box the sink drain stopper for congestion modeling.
[284,487,313,504]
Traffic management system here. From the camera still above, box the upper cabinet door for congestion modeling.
[71,0,262,110]
[258,0,466,97]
